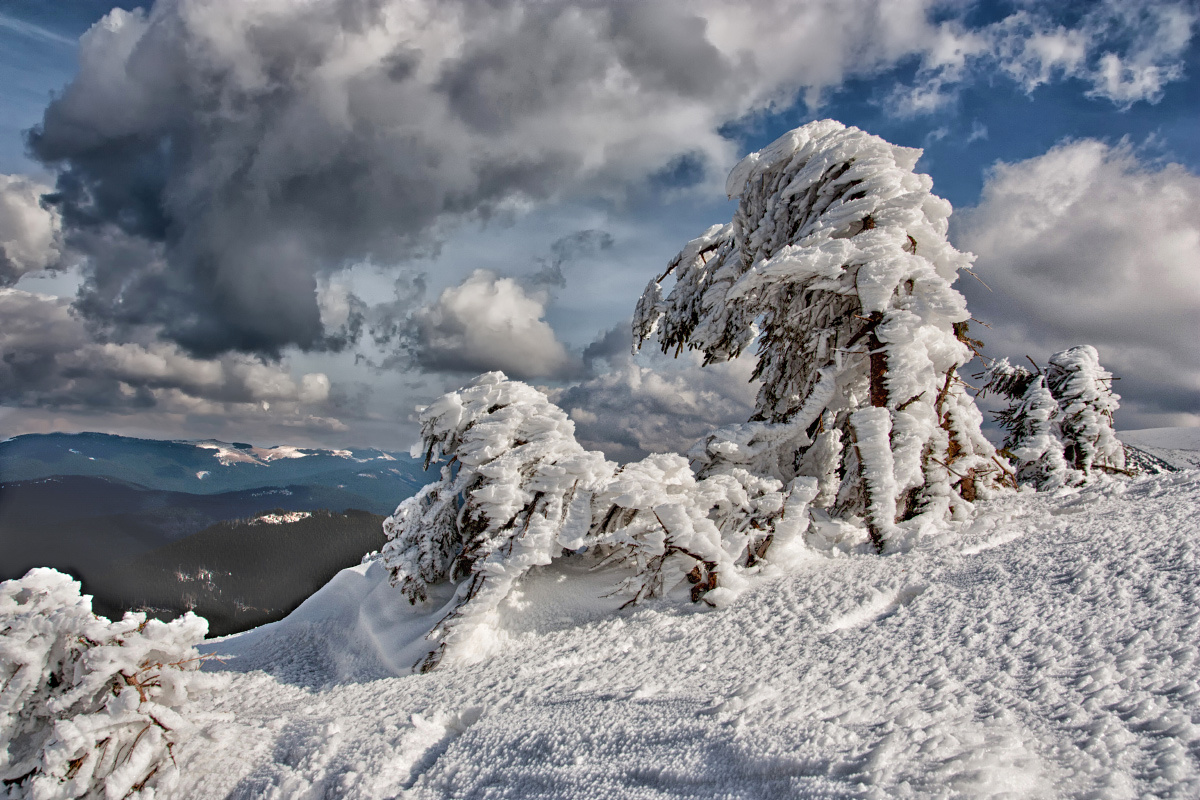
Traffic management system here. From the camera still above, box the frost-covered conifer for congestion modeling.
[1045,345,1125,476]
[382,373,817,671]
[1,569,224,800]
[634,120,1010,550]
[982,347,1124,486]
[982,360,1077,490]
[381,373,615,671]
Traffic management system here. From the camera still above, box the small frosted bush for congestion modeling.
[1,569,225,800]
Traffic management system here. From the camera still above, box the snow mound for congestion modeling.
[190,470,1200,798]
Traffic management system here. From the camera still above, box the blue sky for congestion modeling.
[0,0,1197,453]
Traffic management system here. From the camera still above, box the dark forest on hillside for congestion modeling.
[88,509,388,637]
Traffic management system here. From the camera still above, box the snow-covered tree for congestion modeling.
[382,373,819,671]
[1,569,224,800]
[381,373,616,672]
[1046,346,1124,476]
[982,359,1077,490]
[634,120,1010,550]
[981,346,1124,486]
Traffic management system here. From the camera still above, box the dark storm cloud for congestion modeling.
[0,288,337,419]
[28,1,739,358]
[581,321,633,372]
[525,229,614,290]
[26,0,1193,362]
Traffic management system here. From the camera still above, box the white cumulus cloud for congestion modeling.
[416,269,578,380]
[956,140,1200,429]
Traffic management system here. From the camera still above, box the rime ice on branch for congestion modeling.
[0,569,224,800]
[634,120,1011,549]
[982,346,1125,488]
[382,373,812,672]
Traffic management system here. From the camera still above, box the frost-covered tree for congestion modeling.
[1045,346,1125,476]
[981,359,1077,490]
[382,373,615,672]
[981,346,1125,487]
[382,373,819,671]
[1,569,224,800]
[634,120,1010,550]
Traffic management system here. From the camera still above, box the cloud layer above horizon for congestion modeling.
[1,0,1197,450]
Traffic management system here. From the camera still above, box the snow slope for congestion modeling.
[185,469,1200,798]
[1122,428,1200,471]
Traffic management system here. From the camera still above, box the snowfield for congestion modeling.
[179,466,1200,799]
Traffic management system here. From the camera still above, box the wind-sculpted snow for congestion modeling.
[189,469,1200,798]
[634,120,1011,549]
[0,570,226,800]
[379,372,815,671]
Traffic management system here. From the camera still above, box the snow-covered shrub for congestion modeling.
[634,120,1011,550]
[1,569,224,800]
[1045,346,1125,476]
[382,373,616,672]
[983,361,1077,490]
[382,373,818,671]
[982,347,1124,487]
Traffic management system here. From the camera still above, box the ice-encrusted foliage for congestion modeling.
[982,347,1124,487]
[634,120,1010,549]
[382,373,817,671]
[1045,346,1125,476]
[993,369,1077,490]
[1,569,224,800]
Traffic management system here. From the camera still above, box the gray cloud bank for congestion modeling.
[25,0,1192,362]
[0,288,344,429]
[956,140,1200,429]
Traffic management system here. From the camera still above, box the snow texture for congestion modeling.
[0,570,226,800]
[188,465,1200,799]
[633,120,1010,547]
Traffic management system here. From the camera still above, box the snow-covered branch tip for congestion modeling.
[1,569,226,800]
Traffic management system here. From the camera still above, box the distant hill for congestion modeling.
[1121,427,1200,471]
[89,509,390,637]
[0,432,438,624]
[0,431,429,513]
[0,474,384,585]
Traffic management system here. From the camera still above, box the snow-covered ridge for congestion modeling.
[183,469,1200,798]
[1122,427,1200,470]
[190,440,396,468]
[251,511,313,525]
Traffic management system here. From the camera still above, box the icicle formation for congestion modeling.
[1,569,224,800]
[634,120,1010,549]
[983,346,1124,488]
[382,373,816,672]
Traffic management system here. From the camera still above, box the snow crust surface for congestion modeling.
[188,469,1200,799]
